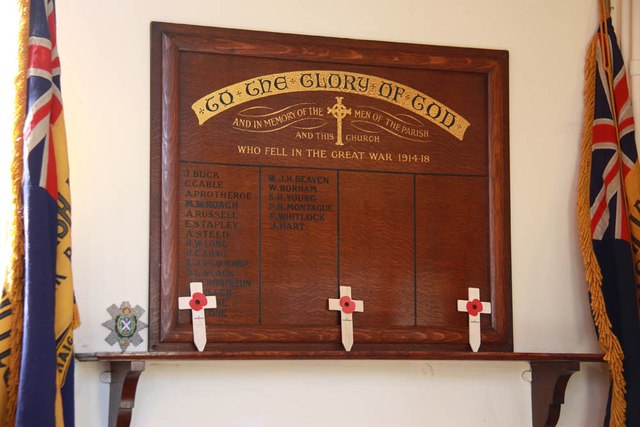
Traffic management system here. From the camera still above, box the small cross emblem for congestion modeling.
[327,97,352,146]
[328,286,363,351]
[457,287,491,352]
[178,282,217,352]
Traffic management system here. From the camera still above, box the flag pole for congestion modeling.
[600,0,618,131]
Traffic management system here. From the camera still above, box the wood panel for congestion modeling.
[261,168,338,326]
[339,172,415,328]
[416,176,490,329]
[149,22,511,355]
[178,163,260,326]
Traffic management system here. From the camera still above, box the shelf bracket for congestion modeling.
[80,354,600,427]
[530,361,580,427]
[107,360,146,427]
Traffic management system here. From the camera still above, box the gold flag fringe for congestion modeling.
[73,304,80,330]
[3,0,31,425]
[577,34,627,427]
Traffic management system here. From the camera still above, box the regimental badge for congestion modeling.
[102,302,148,351]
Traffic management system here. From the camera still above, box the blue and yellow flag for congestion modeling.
[10,0,80,425]
[578,18,640,427]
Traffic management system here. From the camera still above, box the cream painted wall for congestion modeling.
[56,1,611,426]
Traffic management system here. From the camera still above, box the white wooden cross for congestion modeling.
[328,286,364,351]
[178,282,217,352]
[457,287,491,352]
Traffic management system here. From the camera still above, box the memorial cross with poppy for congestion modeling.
[328,286,364,352]
[456,287,492,352]
[178,282,218,351]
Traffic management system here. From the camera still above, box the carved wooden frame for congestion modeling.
[149,22,511,355]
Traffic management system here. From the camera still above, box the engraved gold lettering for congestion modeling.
[192,71,469,140]
[300,73,314,88]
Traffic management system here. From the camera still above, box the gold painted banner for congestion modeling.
[232,103,327,133]
[192,70,470,140]
[350,106,430,142]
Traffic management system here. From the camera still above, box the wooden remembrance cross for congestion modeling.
[178,282,217,351]
[149,23,512,357]
[457,287,492,352]
[328,286,364,351]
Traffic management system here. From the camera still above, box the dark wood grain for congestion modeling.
[149,22,163,351]
[531,361,581,427]
[487,56,512,347]
[150,22,511,355]
[261,168,337,326]
[78,351,603,362]
[108,361,145,427]
[156,22,507,72]
[416,176,489,329]
[340,172,415,327]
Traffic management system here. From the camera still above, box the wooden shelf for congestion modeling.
[76,351,604,427]
[76,350,603,362]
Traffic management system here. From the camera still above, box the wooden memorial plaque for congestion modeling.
[149,22,511,356]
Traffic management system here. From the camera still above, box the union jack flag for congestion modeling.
[23,0,62,197]
[585,18,640,427]
[590,29,638,244]
[17,0,78,426]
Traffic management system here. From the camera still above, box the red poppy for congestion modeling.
[189,292,208,311]
[466,299,483,316]
[340,296,356,314]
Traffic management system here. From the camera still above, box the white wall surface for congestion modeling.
[56,1,611,426]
